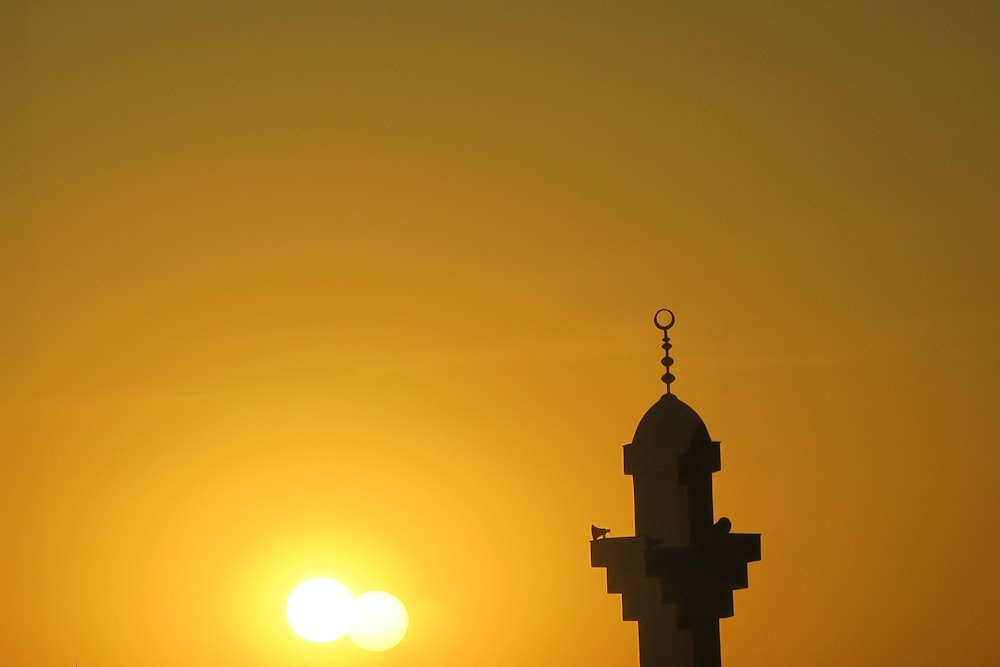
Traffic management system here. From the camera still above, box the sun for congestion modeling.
[286,578,356,643]
[348,591,409,652]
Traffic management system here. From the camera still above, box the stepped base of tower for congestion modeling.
[591,536,695,665]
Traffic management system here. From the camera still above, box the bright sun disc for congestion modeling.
[348,591,409,652]
[286,578,356,643]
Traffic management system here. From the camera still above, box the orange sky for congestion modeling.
[2,2,999,666]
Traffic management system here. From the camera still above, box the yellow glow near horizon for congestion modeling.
[348,591,409,652]
[286,578,356,643]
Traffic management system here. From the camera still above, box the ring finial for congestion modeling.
[654,309,676,394]
[653,308,675,331]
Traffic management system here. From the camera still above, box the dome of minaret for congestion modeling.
[632,392,712,455]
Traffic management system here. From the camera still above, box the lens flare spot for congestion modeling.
[348,591,409,651]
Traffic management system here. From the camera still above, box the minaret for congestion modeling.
[591,310,761,667]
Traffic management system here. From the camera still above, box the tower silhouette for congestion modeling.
[591,310,760,667]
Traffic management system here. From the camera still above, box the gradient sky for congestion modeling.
[2,2,999,666]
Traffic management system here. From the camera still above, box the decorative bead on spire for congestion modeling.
[653,308,676,395]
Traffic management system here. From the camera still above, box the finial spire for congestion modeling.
[653,308,676,394]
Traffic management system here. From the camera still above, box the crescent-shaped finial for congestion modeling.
[653,309,677,394]
[653,308,675,331]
